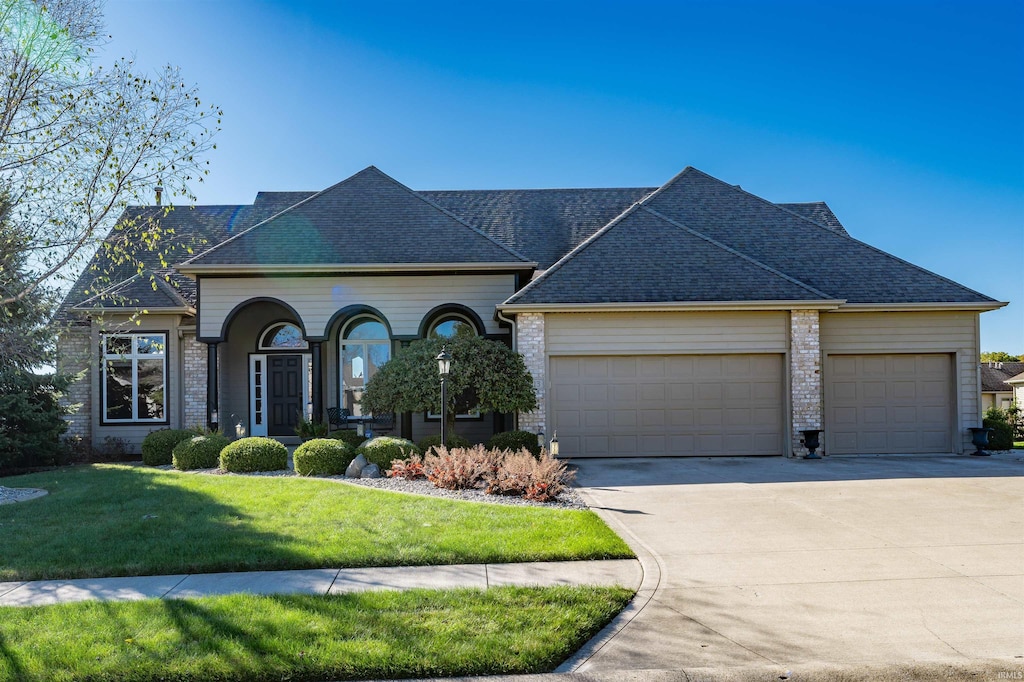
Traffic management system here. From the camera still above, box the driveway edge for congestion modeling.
[555,485,663,673]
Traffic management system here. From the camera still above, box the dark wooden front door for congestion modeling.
[268,354,303,436]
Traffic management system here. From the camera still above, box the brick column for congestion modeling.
[790,310,823,456]
[182,331,207,429]
[516,312,546,436]
[57,328,92,442]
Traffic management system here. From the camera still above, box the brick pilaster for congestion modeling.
[790,310,823,456]
[516,312,546,437]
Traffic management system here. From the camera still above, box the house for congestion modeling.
[1006,372,1024,411]
[981,362,1024,412]
[57,166,1007,457]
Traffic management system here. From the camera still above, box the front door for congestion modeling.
[268,354,303,436]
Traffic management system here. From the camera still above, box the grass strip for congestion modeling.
[0,464,633,581]
[0,586,633,682]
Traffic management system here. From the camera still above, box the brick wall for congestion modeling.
[182,330,207,429]
[790,309,823,456]
[516,312,546,436]
[57,328,93,442]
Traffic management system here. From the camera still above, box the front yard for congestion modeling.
[0,464,632,581]
[0,463,635,681]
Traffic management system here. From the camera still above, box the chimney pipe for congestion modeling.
[155,180,163,206]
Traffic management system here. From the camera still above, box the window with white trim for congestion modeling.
[340,317,390,417]
[102,333,166,422]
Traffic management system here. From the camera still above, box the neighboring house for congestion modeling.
[57,166,1007,457]
[981,362,1024,412]
[1006,372,1024,412]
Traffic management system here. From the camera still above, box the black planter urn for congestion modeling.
[968,427,993,457]
[801,429,823,459]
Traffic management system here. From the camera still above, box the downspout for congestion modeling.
[496,308,518,429]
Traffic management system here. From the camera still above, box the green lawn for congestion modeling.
[0,586,633,682]
[0,464,633,581]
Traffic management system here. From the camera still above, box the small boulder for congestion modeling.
[346,454,367,478]
[361,463,381,479]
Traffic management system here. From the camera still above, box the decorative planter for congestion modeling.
[800,429,823,459]
[968,427,993,457]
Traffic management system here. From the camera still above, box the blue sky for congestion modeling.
[103,0,1023,351]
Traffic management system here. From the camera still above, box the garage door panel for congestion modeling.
[551,354,783,457]
[826,354,952,454]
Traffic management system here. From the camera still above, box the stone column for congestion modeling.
[516,312,546,436]
[182,331,207,429]
[790,310,823,456]
[57,327,92,443]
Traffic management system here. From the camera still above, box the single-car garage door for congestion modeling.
[550,354,783,457]
[826,354,953,454]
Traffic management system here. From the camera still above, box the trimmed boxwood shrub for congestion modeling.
[983,410,1014,451]
[356,436,421,470]
[294,438,355,476]
[417,433,472,454]
[172,434,230,471]
[487,430,541,458]
[141,429,197,466]
[329,430,366,448]
[220,436,288,473]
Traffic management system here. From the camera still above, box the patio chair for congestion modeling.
[327,407,352,431]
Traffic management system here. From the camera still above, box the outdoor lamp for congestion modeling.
[549,431,559,457]
[436,347,452,377]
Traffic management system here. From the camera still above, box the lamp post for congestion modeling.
[436,346,452,447]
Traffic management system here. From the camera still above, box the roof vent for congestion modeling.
[155,180,163,207]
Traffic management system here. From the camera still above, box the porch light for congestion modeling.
[436,346,452,447]
[211,409,218,424]
[549,431,559,457]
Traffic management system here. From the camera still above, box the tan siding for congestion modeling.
[820,311,980,453]
[91,314,183,453]
[546,311,788,355]
[199,274,516,339]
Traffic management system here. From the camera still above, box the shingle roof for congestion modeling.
[505,204,833,305]
[184,167,532,267]
[983,362,1024,391]
[776,202,848,236]
[72,271,190,311]
[422,187,654,268]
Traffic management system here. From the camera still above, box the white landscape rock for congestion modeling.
[345,454,367,478]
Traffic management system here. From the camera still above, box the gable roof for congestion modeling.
[181,167,533,270]
[984,363,1024,390]
[776,202,848,236]
[71,270,192,312]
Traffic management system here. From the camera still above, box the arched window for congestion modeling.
[258,322,308,350]
[340,316,390,416]
[428,313,479,339]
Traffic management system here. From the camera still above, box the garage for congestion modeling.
[825,353,953,454]
[550,354,784,457]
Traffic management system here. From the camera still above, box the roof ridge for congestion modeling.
[683,168,997,302]
[372,167,535,264]
[639,206,834,300]
[503,199,649,304]
[420,186,659,194]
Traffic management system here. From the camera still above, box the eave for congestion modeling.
[829,302,1008,313]
[497,299,846,314]
[176,262,537,276]
[70,305,196,315]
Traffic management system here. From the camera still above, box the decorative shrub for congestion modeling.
[220,436,288,473]
[330,430,367,448]
[172,434,230,471]
[416,433,471,454]
[425,445,498,490]
[482,448,574,502]
[387,453,427,480]
[0,370,70,471]
[983,407,1014,451]
[356,436,421,470]
[294,438,355,476]
[141,429,196,466]
[487,430,541,458]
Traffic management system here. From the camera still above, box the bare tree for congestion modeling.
[0,0,221,309]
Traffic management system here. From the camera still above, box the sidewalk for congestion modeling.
[0,559,642,607]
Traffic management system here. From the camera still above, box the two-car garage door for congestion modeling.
[550,354,784,457]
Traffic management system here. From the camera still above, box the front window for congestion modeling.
[258,322,308,350]
[340,317,390,416]
[102,333,166,422]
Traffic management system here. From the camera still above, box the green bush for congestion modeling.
[417,433,472,454]
[141,429,196,466]
[983,407,1014,451]
[172,434,230,471]
[356,436,421,470]
[329,430,367,448]
[219,436,288,473]
[487,430,541,458]
[0,370,70,471]
[294,438,355,476]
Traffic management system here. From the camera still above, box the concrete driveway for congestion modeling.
[565,454,1024,678]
